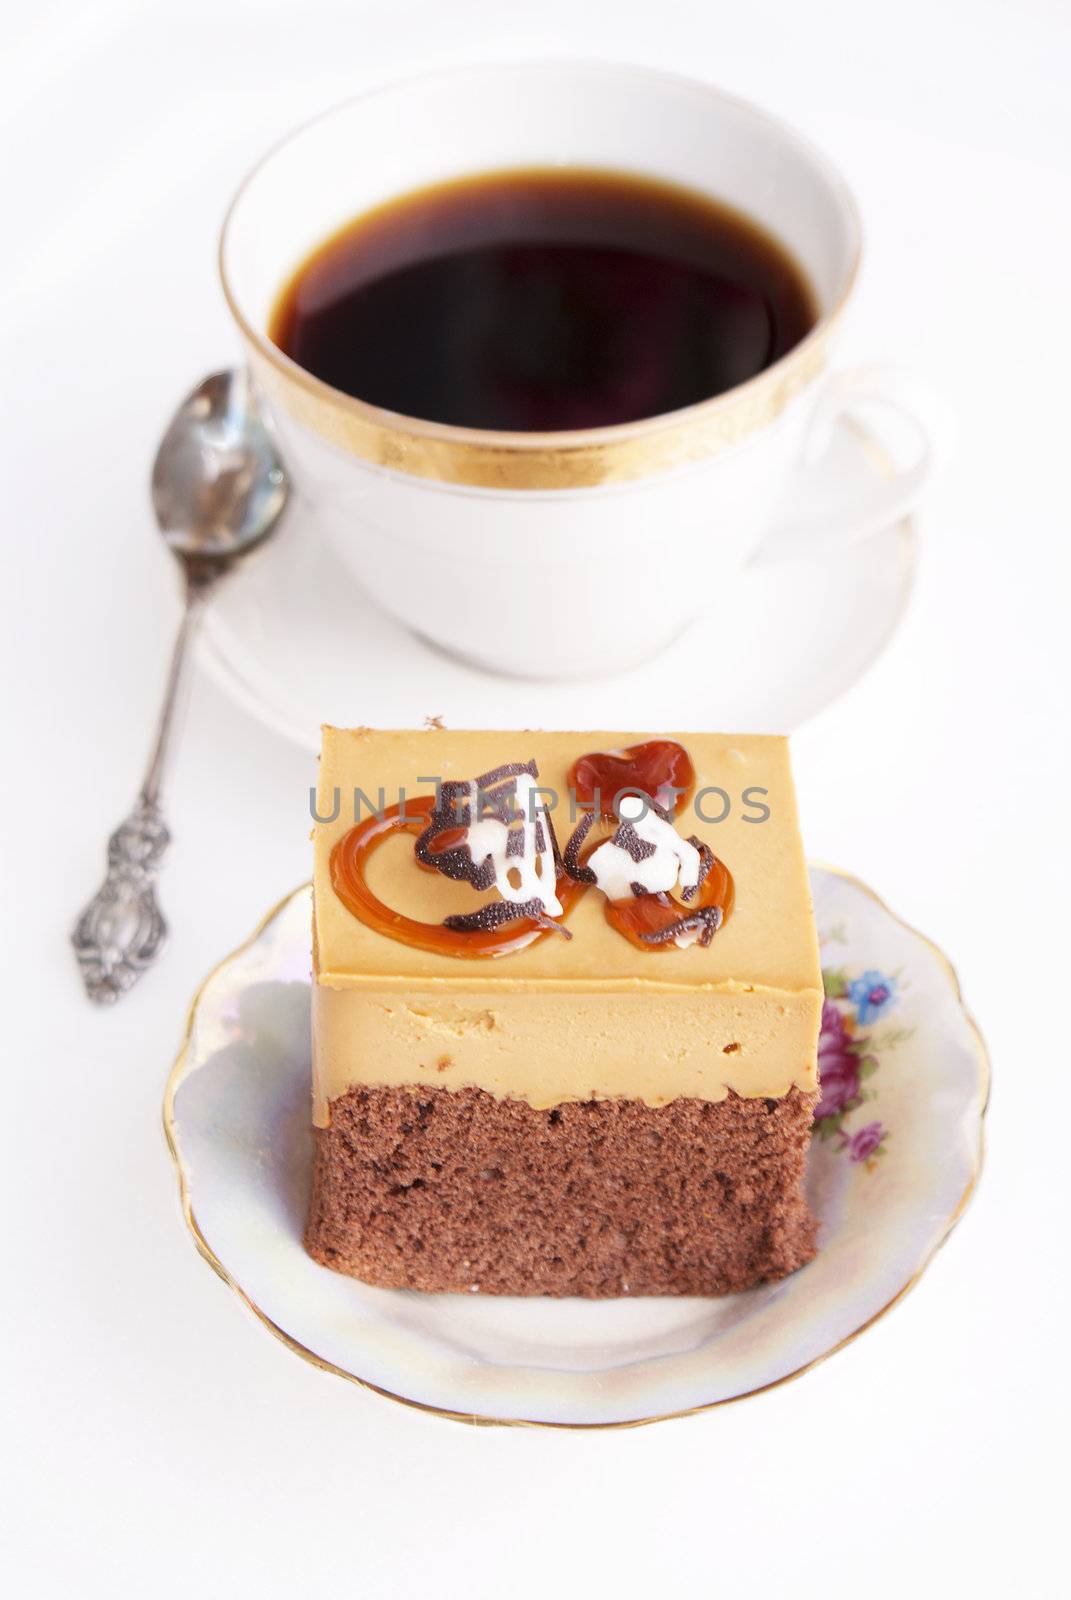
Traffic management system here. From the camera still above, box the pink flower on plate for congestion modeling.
[846,1122,886,1163]
[815,999,861,1120]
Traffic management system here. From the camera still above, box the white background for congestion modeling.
[3,0,1070,1594]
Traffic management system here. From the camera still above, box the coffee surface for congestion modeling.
[270,168,817,432]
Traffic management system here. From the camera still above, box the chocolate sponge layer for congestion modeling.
[306,1084,818,1297]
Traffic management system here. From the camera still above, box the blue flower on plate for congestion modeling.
[847,970,897,1025]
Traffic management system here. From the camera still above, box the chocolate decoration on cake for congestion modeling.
[563,741,733,951]
[560,810,598,883]
[415,761,536,885]
[444,897,572,938]
[638,900,723,946]
[680,838,714,903]
[331,742,731,958]
[414,759,563,919]
[612,818,658,863]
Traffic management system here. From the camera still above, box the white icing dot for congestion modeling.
[587,803,701,907]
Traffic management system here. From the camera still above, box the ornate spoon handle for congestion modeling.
[72,590,206,1003]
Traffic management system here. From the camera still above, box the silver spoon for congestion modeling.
[72,369,290,1003]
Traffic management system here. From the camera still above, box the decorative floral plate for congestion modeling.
[164,868,988,1428]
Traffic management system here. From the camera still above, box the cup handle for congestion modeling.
[748,364,949,567]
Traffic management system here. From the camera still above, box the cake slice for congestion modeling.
[306,728,822,1296]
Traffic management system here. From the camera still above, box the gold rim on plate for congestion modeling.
[162,868,989,1429]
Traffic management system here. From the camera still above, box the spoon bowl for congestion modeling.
[151,369,289,565]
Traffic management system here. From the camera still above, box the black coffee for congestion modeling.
[270,168,817,432]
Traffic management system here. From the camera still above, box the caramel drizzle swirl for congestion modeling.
[331,797,585,959]
[329,742,733,960]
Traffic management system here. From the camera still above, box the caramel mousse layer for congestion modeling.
[312,728,822,1125]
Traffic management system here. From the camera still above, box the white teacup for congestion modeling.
[221,61,933,679]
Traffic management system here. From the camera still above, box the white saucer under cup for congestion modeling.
[200,414,916,745]
[165,867,988,1428]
